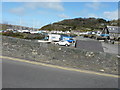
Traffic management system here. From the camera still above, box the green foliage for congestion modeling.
[2,31,23,38]
[1,24,8,30]
[108,20,118,26]
[69,34,78,37]
[2,31,45,40]
[59,34,69,36]
[39,17,118,32]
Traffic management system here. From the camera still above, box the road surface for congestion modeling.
[2,57,119,88]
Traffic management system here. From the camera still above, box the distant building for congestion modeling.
[102,26,120,40]
[45,34,61,42]
[107,26,120,34]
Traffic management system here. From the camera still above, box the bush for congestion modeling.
[23,34,45,40]
[70,34,77,37]
[2,31,24,38]
[2,31,45,40]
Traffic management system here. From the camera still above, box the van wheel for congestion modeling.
[96,37,98,40]
[56,43,59,45]
[111,41,114,44]
[65,44,68,46]
[118,38,120,41]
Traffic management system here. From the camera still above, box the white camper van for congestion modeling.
[46,34,61,42]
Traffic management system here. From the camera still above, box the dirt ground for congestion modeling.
[2,36,119,75]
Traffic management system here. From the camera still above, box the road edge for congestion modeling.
[1,55,120,78]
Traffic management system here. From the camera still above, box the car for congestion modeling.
[66,38,75,43]
[55,40,70,46]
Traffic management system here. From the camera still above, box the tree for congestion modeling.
[1,24,8,30]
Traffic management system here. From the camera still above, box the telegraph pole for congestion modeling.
[19,17,22,30]
[33,19,35,31]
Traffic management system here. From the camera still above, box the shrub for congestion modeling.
[2,31,45,40]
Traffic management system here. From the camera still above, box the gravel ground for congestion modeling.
[76,36,119,55]
[2,36,119,75]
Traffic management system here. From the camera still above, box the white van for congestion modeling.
[47,34,61,42]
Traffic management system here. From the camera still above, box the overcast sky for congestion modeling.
[1,1,118,28]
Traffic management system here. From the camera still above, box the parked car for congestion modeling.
[55,40,70,46]
[66,38,75,43]
[61,36,75,43]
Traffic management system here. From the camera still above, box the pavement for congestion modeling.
[75,40,104,52]
[2,56,119,88]
[101,42,119,55]
[76,36,119,54]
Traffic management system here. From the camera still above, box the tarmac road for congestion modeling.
[2,57,119,88]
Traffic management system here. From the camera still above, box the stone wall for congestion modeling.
[2,36,119,74]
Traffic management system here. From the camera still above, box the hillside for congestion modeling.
[39,17,118,32]
[0,24,36,30]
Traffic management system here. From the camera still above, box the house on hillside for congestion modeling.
[106,26,120,40]
[107,26,120,33]
[94,26,120,41]
[99,26,120,40]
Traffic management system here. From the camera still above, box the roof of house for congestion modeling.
[107,26,120,33]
